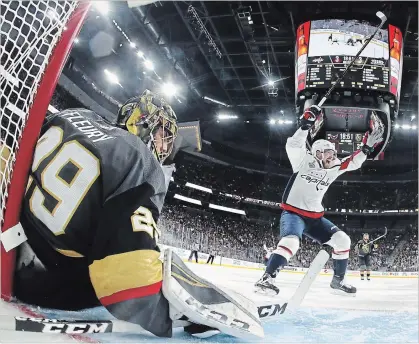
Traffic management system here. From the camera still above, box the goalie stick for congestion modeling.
[317,11,388,107]
[0,250,329,334]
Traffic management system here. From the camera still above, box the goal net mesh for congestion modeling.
[1,1,78,225]
[1,1,88,300]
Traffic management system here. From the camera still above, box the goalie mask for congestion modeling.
[117,90,178,164]
[311,139,338,168]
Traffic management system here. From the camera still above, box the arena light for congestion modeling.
[74,38,79,44]
[185,182,213,194]
[137,51,144,58]
[218,114,238,120]
[130,42,136,48]
[174,194,202,205]
[144,59,154,70]
[411,115,416,121]
[162,82,177,97]
[395,124,400,129]
[268,80,275,87]
[401,124,412,130]
[209,203,246,215]
[93,1,109,15]
[104,69,120,85]
[203,96,231,107]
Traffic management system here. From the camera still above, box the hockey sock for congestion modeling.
[333,258,348,279]
[266,253,287,276]
[367,272,371,279]
[360,272,364,278]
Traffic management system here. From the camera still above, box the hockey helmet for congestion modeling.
[117,90,178,164]
[363,233,369,240]
[311,139,337,160]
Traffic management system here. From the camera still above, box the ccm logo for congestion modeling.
[15,317,112,333]
[258,303,287,318]
[185,297,250,331]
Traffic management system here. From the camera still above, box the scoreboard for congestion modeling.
[326,131,364,155]
[295,19,403,102]
[306,55,389,91]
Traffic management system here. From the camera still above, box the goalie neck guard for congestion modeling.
[116,90,178,164]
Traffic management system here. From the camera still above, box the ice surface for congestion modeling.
[1,263,417,343]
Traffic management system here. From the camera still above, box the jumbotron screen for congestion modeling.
[326,131,364,155]
[295,20,403,102]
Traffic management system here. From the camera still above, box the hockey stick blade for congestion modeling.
[287,249,330,311]
[376,11,387,24]
[369,226,388,245]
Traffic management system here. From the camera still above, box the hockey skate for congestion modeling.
[330,275,356,296]
[254,272,279,295]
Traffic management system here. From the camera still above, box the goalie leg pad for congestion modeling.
[162,249,264,340]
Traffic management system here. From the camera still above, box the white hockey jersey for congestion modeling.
[281,128,367,218]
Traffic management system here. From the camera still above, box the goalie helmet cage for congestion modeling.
[0,1,90,301]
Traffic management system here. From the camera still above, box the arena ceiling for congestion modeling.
[68,1,418,169]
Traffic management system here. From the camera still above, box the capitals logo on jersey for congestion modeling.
[300,167,331,191]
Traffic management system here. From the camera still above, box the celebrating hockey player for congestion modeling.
[14,90,263,340]
[255,104,383,296]
[356,233,377,280]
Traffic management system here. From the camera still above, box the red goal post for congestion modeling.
[0,1,90,301]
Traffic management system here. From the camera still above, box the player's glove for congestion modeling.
[361,126,384,155]
[300,105,321,130]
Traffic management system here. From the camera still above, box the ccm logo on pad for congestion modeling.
[15,317,113,333]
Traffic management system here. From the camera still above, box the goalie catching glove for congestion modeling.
[162,249,264,340]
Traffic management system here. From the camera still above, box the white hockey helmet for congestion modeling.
[311,139,336,159]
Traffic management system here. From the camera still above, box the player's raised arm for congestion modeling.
[286,105,321,171]
[337,126,383,175]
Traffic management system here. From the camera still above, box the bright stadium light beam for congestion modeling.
[137,51,144,58]
[130,42,136,48]
[268,80,275,87]
[104,69,120,85]
[269,119,275,125]
[162,82,177,97]
[144,59,154,70]
[218,114,238,120]
[93,1,109,15]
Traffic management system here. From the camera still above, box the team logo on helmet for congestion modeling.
[117,90,178,164]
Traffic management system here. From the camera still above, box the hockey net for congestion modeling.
[0,1,90,301]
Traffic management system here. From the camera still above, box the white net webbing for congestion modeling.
[0,1,78,225]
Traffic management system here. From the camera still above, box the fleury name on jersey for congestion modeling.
[61,111,115,142]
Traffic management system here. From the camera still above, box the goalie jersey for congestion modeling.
[17,109,172,336]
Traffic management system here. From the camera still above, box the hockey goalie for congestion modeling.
[11,90,263,340]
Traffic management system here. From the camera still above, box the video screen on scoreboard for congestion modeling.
[326,131,364,155]
[306,19,390,91]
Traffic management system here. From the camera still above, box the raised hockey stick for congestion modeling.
[317,11,388,107]
[0,251,329,334]
[368,227,388,245]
